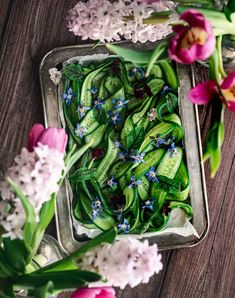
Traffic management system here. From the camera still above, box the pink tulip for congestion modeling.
[220,71,235,112]
[188,72,235,113]
[71,287,116,298]
[169,9,215,64]
[188,80,217,105]
[28,124,68,153]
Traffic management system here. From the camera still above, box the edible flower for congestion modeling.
[28,124,68,153]
[128,175,142,188]
[147,108,157,122]
[114,139,123,149]
[71,287,117,298]
[169,9,216,64]
[108,111,122,125]
[87,86,98,94]
[145,167,159,183]
[112,96,129,110]
[142,199,155,211]
[118,218,130,233]
[91,198,102,220]
[129,67,145,79]
[93,98,104,110]
[150,135,166,148]
[76,102,91,117]
[167,143,178,158]
[74,123,87,138]
[118,151,129,162]
[106,176,118,188]
[63,87,76,105]
[130,150,145,164]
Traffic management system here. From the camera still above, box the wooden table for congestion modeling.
[0,1,234,297]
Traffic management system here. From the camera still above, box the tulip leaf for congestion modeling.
[14,270,101,290]
[106,43,153,65]
[203,101,225,178]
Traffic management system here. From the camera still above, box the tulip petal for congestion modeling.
[71,287,116,298]
[220,71,235,89]
[28,123,45,152]
[188,80,217,105]
[39,127,68,153]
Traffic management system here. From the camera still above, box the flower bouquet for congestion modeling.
[0,124,163,297]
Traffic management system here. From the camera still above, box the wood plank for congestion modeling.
[0,0,12,39]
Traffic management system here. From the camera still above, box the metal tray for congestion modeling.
[40,42,209,253]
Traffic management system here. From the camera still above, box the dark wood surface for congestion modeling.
[0,1,234,297]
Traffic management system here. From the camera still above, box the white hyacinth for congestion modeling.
[67,0,176,43]
[0,144,65,240]
[78,238,163,289]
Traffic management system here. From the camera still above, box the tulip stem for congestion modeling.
[216,35,226,79]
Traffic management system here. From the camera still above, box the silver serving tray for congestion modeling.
[39,42,209,253]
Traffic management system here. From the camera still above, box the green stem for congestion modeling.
[216,35,226,79]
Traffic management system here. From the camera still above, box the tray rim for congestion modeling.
[39,42,210,253]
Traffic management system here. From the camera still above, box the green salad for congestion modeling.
[60,55,192,235]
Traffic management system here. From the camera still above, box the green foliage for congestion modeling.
[63,64,84,81]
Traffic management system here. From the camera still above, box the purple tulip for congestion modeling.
[28,124,68,153]
[169,9,215,64]
[71,287,116,298]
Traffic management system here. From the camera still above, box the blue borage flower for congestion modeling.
[63,87,76,105]
[76,102,91,118]
[108,111,122,125]
[168,143,178,158]
[114,139,123,149]
[93,98,104,110]
[87,86,98,94]
[118,151,129,162]
[141,199,155,211]
[128,175,142,188]
[130,150,145,164]
[112,96,129,110]
[118,218,130,234]
[145,166,159,183]
[129,67,145,79]
[91,198,102,220]
[114,205,124,221]
[159,85,175,97]
[106,176,118,188]
[150,135,166,148]
[74,123,87,139]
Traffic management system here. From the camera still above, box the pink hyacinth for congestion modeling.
[28,124,67,153]
[169,9,216,64]
[188,72,235,113]
[71,287,116,298]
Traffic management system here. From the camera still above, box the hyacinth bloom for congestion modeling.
[71,287,116,298]
[188,72,235,112]
[78,238,163,289]
[28,124,68,153]
[169,9,216,64]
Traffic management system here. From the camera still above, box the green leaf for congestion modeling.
[14,270,100,290]
[34,281,54,298]
[127,127,145,149]
[63,64,84,81]
[3,238,30,273]
[69,167,97,182]
[7,178,36,246]
[33,228,117,274]
[0,248,17,278]
[203,101,225,178]
[145,41,168,77]
[106,43,153,65]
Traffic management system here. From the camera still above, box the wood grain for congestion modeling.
[0,2,235,298]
